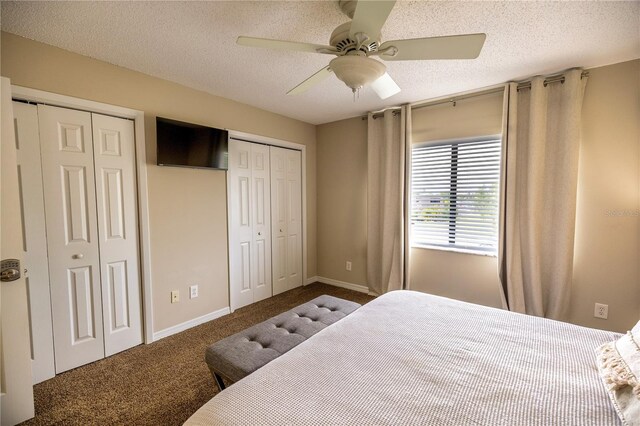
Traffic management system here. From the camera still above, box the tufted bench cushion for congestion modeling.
[205,295,361,388]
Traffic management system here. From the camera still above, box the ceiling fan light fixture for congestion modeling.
[329,56,386,93]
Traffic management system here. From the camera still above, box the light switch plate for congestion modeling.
[171,290,179,304]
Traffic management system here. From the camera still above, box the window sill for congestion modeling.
[411,243,497,258]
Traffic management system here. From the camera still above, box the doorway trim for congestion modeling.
[227,129,308,312]
[11,85,154,344]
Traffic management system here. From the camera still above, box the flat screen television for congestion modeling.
[156,117,228,170]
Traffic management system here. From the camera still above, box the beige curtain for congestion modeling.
[367,105,412,295]
[498,69,587,319]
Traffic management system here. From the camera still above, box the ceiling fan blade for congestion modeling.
[287,66,333,95]
[370,73,400,99]
[349,0,396,40]
[379,33,487,61]
[237,36,337,54]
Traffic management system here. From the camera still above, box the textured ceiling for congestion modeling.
[1,1,639,125]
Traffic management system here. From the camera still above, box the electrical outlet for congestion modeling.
[594,303,608,319]
[190,285,198,299]
[346,261,352,271]
[171,290,179,304]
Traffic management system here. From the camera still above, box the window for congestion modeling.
[410,136,501,255]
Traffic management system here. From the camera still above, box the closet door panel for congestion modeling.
[92,113,143,356]
[38,105,104,373]
[270,147,288,296]
[13,102,56,384]
[271,146,302,293]
[229,140,254,309]
[285,150,303,290]
[251,144,272,302]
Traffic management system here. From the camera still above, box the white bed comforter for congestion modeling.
[186,290,622,425]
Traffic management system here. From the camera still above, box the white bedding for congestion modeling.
[186,290,622,425]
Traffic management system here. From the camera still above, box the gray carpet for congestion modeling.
[21,282,374,425]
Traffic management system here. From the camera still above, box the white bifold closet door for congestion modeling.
[13,102,55,384]
[38,104,142,373]
[229,139,272,310]
[92,114,142,357]
[270,146,302,295]
[39,106,104,373]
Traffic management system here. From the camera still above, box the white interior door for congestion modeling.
[39,104,105,373]
[1,77,35,425]
[270,146,302,294]
[250,143,272,303]
[13,101,56,384]
[92,113,143,356]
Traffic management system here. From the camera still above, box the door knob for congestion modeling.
[1,259,21,282]
[280,229,283,233]
[258,232,262,236]
[72,254,84,259]
[1,268,20,282]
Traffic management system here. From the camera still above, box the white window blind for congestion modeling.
[410,136,501,254]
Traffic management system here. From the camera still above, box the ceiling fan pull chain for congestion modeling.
[352,87,361,102]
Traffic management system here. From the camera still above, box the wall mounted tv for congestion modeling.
[156,117,228,170]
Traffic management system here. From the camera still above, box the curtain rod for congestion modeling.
[411,87,503,112]
[364,107,401,120]
[515,70,589,91]
[366,70,589,120]
[365,87,502,120]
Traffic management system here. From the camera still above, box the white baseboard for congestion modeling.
[315,276,371,294]
[152,306,230,342]
[305,276,319,285]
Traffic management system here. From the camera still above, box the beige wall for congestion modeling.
[571,59,640,332]
[409,249,503,308]
[1,32,317,333]
[316,59,639,332]
[316,117,368,285]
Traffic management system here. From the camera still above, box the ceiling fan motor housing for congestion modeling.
[330,22,379,54]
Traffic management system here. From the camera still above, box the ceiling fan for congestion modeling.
[237,0,486,100]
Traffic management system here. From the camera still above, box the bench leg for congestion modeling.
[212,371,226,392]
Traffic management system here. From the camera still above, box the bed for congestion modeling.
[185,290,623,425]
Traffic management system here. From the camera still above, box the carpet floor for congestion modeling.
[21,283,374,425]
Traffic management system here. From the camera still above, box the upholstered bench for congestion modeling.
[205,295,361,391]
